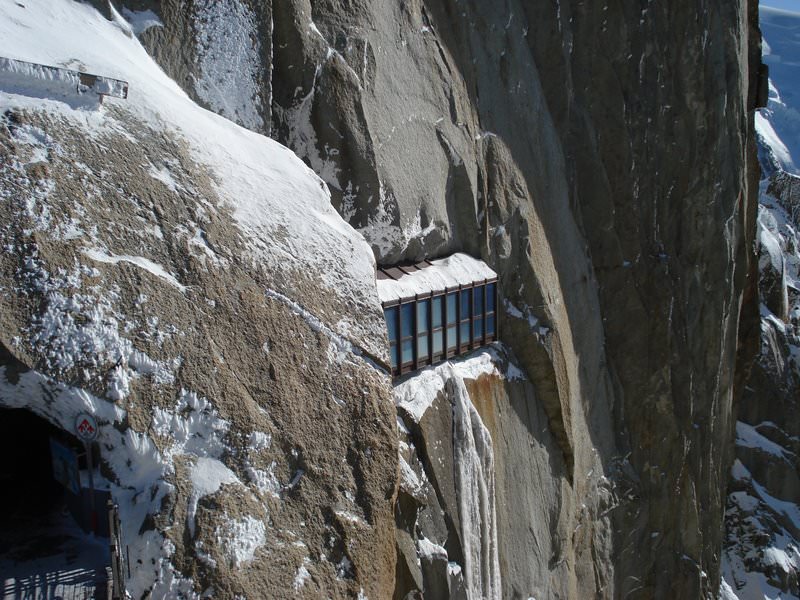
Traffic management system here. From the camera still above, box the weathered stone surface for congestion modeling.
[263,0,759,592]
[0,100,397,598]
[465,357,574,600]
[7,0,764,597]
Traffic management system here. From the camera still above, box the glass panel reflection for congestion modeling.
[473,317,483,340]
[486,315,495,336]
[433,331,443,354]
[447,293,457,324]
[432,296,443,329]
[473,286,484,316]
[401,339,413,364]
[401,303,414,338]
[417,299,430,332]
[460,290,470,317]
[447,325,457,349]
[384,307,398,342]
[417,335,428,358]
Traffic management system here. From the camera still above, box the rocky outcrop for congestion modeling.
[262,0,760,596]
[1,0,763,598]
[723,169,800,598]
[0,3,398,597]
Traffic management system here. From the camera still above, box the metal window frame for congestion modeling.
[415,293,433,370]
[384,305,400,371]
[382,277,498,378]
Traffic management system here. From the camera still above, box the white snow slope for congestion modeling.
[0,0,383,358]
[0,1,383,597]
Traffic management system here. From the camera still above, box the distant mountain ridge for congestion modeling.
[722,5,800,598]
[758,6,800,175]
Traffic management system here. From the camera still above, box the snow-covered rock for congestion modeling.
[0,1,397,597]
[723,6,800,599]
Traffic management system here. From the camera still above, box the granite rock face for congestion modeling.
[10,0,763,597]
[266,1,759,597]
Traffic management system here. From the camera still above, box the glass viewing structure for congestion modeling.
[377,254,498,377]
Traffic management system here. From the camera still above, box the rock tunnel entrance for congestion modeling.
[0,408,111,598]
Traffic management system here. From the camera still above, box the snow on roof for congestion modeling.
[377,253,496,304]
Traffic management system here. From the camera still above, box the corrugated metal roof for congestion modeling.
[376,253,497,304]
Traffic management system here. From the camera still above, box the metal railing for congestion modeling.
[107,501,127,600]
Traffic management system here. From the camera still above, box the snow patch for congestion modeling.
[394,347,507,423]
[293,557,312,591]
[377,253,496,304]
[192,0,263,131]
[82,247,186,292]
[736,421,793,460]
[188,457,240,536]
[417,537,447,560]
[215,515,267,567]
[121,8,164,35]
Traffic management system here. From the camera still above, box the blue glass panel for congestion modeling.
[384,307,398,342]
[417,299,430,333]
[460,290,470,317]
[473,286,484,316]
[447,325,457,350]
[446,293,458,325]
[486,314,495,336]
[473,317,484,340]
[433,330,443,354]
[390,344,399,369]
[432,296,443,329]
[486,283,496,313]
[460,321,470,343]
[417,335,429,358]
[400,303,414,338]
[401,339,413,364]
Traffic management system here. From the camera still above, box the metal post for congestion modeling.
[398,302,404,376]
[107,500,117,599]
[85,441,96,535]
[483,280,488,345]
[427,293,433,365]
[413,295,419,371]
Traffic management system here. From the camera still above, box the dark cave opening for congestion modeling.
[0,408,111,598]
[0,408,72,518]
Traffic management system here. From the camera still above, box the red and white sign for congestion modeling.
[75,412,99,442]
